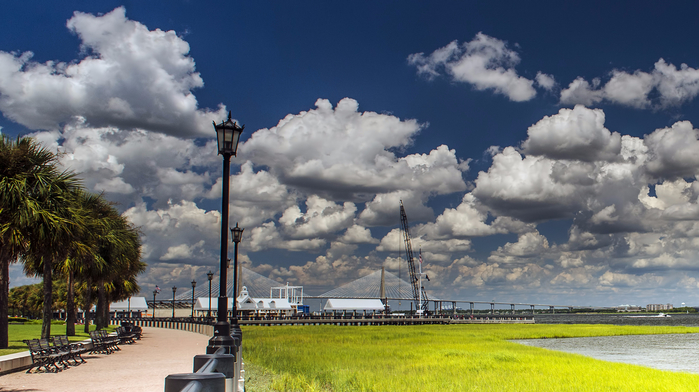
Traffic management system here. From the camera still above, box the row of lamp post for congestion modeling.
[151,112,245,360]
[150,286,178,319]
[208,111,245,355]
[159,111,245,392]
[151,267,231,320]
[150,276,217,320]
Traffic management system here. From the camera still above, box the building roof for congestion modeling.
[110,297,148,311]
[193,295,293,311]
[193,297,233,311]
[324,298,385,311]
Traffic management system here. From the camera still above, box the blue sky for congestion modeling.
[4,1,699,307]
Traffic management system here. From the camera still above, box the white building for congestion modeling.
[647,303,674,311]
[323,298,386,315]
[192,287,296,317]
[110,297,148,318]
[238,287,294,317]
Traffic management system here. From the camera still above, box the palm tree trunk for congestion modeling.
[83,277,92,334]
[66,270,75,336]
[96,281,106,330]
[0,253,9,349]
[41,257,52,340]
[103,293,111,328]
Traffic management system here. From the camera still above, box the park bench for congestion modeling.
[116,326,136,344]
[24,339,64,373]
[38,338,71,370]
[52,335,87,365]
[100,330,121,351]
[121,322,142,339]
[89,330,120,354]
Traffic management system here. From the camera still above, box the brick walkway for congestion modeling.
[0,327,211,392]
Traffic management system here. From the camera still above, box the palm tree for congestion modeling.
[0,136,79,347]
[1,136,144,343]
[58,190,109,335]
[92,207,144,329]
[61,194,143,332]
[20,169,82,340]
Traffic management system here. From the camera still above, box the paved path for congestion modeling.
[0,328,211,392]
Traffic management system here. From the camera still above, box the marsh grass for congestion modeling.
[242,324,699,391]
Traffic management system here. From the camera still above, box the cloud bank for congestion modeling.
[408,33,542,102]
[7,9,699,306]
[0,7,225,136]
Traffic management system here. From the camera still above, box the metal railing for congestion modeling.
[114,317,215,336]
[164,347,236,392]
[107,318,242,392]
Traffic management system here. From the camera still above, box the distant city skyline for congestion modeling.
[3,2,699,306]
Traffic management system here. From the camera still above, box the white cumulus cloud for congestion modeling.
[560,59,699,109]
[408,33,538,102]
[521,105,621,162]
[0,7,225,136]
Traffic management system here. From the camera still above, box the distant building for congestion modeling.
[615,304,643,312]
[646,303,673,311]
[237,286,295,317]
[110,296,149,318]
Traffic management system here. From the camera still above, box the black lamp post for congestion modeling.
[207,271,214,320]
[191,279,197,318]
[152,289,158,320]
[172,286,177,318]
[230,223,244,323]
[207,111,244,355]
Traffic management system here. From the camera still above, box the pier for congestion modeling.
[124,314,535,328]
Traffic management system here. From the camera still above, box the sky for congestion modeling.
[4,1,699,307]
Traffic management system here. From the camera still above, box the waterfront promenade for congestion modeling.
[0,327,210,392]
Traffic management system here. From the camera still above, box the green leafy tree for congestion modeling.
[57,190,109,335]
[93,206,144,329]
[9,283,42,318]
[0,136,79,347]
[1,136,145,342]
[20,173,81,339]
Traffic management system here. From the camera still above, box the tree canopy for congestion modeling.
[0,135,144,347]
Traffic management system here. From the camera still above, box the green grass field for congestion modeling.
[1,322,112,356]
[241,324,699,392]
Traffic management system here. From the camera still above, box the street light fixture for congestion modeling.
[230,223,244,323]
[207,271,214,320]
[230,223,245,387]
[207,111,244,355]
[172,286,177,318]
[191,279,197,318]
[152,289,158,320]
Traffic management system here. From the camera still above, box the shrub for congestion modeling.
[8,317,28,323]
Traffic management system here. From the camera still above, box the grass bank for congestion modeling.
[242,324,699,391]
[1,322,111,356]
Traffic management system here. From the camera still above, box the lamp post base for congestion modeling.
[206,321,235,354]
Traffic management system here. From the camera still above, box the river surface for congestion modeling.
[513,313,699,374]
[533,313,699,326]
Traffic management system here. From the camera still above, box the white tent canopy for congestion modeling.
[110,297,148,311]
[324,298,385,311]
[193,297,233,311]
[254,298,292,310]
[193,297,294,311]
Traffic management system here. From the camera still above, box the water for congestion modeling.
[533,313,699,327]
[513,313,699,374]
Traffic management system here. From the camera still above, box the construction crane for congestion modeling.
[399,201,429,315]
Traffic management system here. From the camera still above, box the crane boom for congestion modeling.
[399,201,428,313]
